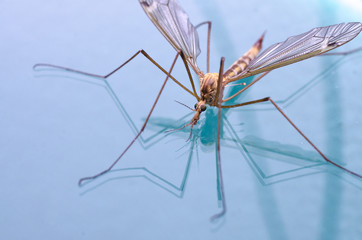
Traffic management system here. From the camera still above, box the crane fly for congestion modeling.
[33,0,362,221]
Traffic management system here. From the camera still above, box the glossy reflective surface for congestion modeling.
[2,0,362,239]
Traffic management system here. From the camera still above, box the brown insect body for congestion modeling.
[224,34,264,80]
[191,34,265,127]
[200,72,219,105]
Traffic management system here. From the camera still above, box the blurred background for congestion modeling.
[1,0,362,239]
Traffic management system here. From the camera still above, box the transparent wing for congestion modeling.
[139,0,202,74]
[230,22,362,80]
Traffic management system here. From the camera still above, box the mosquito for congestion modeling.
[34,0,362,221]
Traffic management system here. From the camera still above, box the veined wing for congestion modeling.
[139,0,202,74]
[229,22,362,81]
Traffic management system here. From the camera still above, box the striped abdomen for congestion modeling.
[223,33,264,80]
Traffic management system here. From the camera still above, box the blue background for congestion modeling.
[1,0,362,239]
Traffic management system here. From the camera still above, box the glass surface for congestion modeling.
[1,0,362,239]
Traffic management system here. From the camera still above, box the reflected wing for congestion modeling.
[139,0,202,74]
[231,22,362,80]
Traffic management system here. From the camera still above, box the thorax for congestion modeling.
[200,73,226,106]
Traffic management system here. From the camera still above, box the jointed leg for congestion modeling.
[33,50,197,98]
[179,51,200,101]
[78,51,183,185]
[196,21,212,73]
[222,97,362,178]
[210,57,227,221]
[222,71,271,103]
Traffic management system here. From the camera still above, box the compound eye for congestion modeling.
[194,103,198,109]
[200,105,207,112]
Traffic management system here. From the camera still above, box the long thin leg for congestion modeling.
[34,50,197,98]
[222,97,362,178]
[222,71,271,103]
[179,51,200,101]
[210,57,227,221]
[78,51,182,186]
[195,21,212,73]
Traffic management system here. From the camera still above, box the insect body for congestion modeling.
[189,36,264,130]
